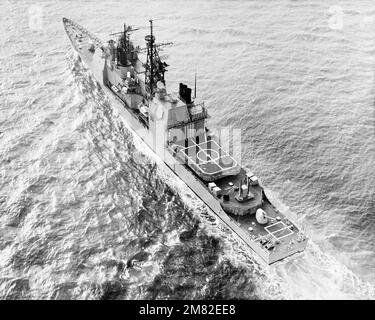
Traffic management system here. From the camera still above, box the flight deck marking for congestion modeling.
[175,138,238,175]
[265,221,294,240]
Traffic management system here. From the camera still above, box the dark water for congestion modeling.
[0,0,374,299]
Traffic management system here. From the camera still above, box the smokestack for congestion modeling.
[179,83,192,104]
[186,87,192,104]
[179,83,187,99]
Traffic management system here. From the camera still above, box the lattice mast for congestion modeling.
[144,19,170,96]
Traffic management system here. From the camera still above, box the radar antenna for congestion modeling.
[110,24,139,66]
[144,19,172,97]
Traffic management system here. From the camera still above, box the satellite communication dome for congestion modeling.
[256,209,268,225]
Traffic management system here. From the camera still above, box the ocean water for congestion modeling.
[0,0,374,299]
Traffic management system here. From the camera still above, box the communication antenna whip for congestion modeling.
[194,70,197,99]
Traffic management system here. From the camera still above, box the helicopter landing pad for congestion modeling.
[174,138,239,176]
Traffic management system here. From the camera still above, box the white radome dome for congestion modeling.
[256,209,268,225]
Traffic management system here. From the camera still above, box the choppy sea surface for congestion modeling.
[0,0,374,299]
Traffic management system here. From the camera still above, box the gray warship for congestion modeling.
[63,17,308,264]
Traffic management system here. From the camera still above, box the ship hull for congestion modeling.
[63,18,307,265]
